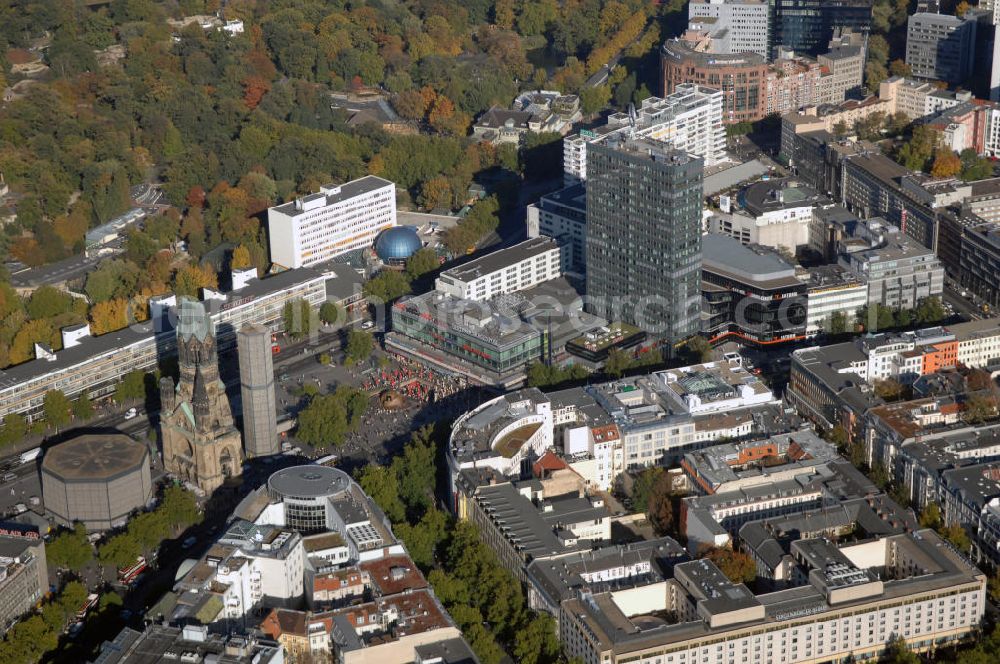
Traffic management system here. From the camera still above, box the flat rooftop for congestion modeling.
[702,233,800,286]
[267,465,351,499]
[740,178,828,216]
[41,433,149,481]
[270,176,393,217]
[440,236,558,283]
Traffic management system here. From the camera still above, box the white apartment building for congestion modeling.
[434,237,561,301]
[687,0,771,59]
[563,84,725,184]
[879,77,974,120]
[950,318,1000,367]
[177,522,306,623]
[804,265,868,335]
[268,175,396,269]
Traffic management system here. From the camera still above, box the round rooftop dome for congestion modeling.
[267,464,351,499]
[375,226,422,263]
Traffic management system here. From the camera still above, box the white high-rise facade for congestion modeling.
[688,0,771,58]
[563,84,725,184]
[268,175,396,269]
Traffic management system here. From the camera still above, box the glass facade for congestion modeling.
[585,139,703,347]
[283,500,328,534]
[771,0,871,57]
[391,299,546,375]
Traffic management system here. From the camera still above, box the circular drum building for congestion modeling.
[41,433,153,531]
[267,465,352,533]
[374,226,422,265]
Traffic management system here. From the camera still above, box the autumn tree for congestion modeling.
[174,263,219,298]
[89,298,129,335]
[231,245,252,270]
[930,149,962,178]
[393,90,427,120]
[700,546,757,584]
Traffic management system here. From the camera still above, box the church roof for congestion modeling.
[177,297,213,342]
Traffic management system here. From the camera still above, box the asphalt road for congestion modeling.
[9,251,103,287]
[943,279,985,321]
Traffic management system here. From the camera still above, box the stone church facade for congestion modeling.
[160,299,243,494]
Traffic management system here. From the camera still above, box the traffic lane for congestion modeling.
[942,283,982,320]
[0,472,41,514]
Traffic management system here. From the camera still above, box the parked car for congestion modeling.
[124,407,138,420]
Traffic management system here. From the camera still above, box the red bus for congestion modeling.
[76,593,98,620]
[118,556,147,585]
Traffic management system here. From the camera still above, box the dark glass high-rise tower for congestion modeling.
[585,137,703,347]
[771,0,871,57]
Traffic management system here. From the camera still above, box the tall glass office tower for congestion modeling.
[770,0,871,57]
[585,137,703,348]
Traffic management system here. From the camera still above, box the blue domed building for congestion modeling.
[375,226,422,265]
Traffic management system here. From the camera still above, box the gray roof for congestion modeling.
[740,178,829,216]
[41,433,149,482]
[703,160,770,196]
[270,176,393,217]
[440,237,558,283]
[702,233,799,284]
[267,465,351,499]
[526,537,686,608]
[471,481,604,561]
[413,638,481,664]
[0,266,326,388]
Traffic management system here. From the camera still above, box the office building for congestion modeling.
[388,278,605,387]
[585,137,703,344]
[237,324,278,458]
[458,476,611,583]
[0,266,329,424]
[91,625,283,664]
[687,0,771,58]
[445,360,782,501]
[840,151,942,250]
[661,41,769,123]
[701,234,808,345]
[906,12,977,84]
[526,184,587,274]
[0,532,47,630]
[959,220,1000,307]
[560,530,984,664]
[803,264,868,335]
[835,217,944,310]
[563,84,726,185]
[171,520,305,626]
[40,433,153,531]
[708,177,829,251]
[879,76,976,119]
[681,430,840,496]
[268,175,396,269]
[526,537,688,626]
[771,0,872,57]
[817,36,866,104]
[788,319,1000,433]
[740,496,916,584]
[683,457,876,551]
[262,588,467,664]
[434,237,562,301]
[160,299,243,495]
